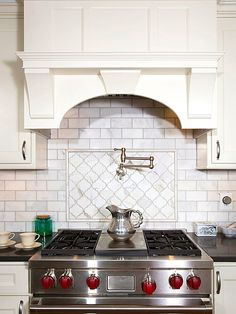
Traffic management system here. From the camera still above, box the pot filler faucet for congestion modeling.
[114,147,154,180]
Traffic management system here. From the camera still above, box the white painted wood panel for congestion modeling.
[0,7,48,169]
[52,7,83,52]
[214,263,236,314]
[83,7,149,52]
[0,264,28,295]
[0,296,28,314]
[197,17,236,169]
[153,8,188,51]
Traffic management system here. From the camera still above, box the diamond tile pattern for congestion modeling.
[67,150,176,221]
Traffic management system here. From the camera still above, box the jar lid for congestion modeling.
[36,214,50,220]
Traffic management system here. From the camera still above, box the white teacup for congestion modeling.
[0,232,15,245]
[20,232,40,247]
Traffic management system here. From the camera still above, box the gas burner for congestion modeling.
[143,230,201,256]
[41,230,101,256]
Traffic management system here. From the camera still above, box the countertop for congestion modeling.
[1,231,236,263]
[189,232,236,262]
[0,233,53,262]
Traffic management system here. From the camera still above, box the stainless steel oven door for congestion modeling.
[30,297,213,314]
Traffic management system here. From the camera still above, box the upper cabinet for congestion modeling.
[197,8,236,169]
[0,4,47,169]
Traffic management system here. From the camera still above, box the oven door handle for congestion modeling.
[30,304,213,313]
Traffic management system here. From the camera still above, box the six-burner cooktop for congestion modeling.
[41,229,202,257]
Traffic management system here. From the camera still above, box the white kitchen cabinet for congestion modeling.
[197,15,236,169]
[0,5,47,169]
[0,262,29,314]
[214,263,236,314]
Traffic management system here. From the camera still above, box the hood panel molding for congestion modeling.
[20,0,220,129]
[18,52,221,129]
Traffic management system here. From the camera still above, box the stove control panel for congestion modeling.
[41,268,56,289]
[169,273,183,289]
[142,274,156,295]
[86,274,100,290]
[59,269,74,289]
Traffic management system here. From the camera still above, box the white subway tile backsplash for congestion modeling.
[37,191,58,201]
[5,201,25,212]
[16,171,36,180]
[186,191,207,201]
[197,201,218,212]
[26,201,47,212]
[0,171,15,180]
[101,108,121,117]
[78,108,100,118]
[90,98,110,107]
[122,129,143,139]
[110,98,132,107]
[208,212,229,221]
[79,129,101,138]
[90,118,110,128]
[197,181,218,191]
[207,170,228,180]
[111,118,132,128]
[0,96,236,231]
[178,181,196,191]
[101,129,122,138]
[0,191,15,200]
[69,118,90,129]
[37,170,58,181]
[133,139,154,149]
[144,129,164,139]
[47,181,65,191]
[218,181,236,190]
[133,118,154,129]
[69,139,90,149]
[58,129,78,139]
[16,191,36,201]
[26,181,47,191]
[90,139,111,149]
[186,212,207,221]
[0,181,4,190]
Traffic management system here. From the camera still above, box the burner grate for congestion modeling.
[41,229,102,256]
[143,230,201,256]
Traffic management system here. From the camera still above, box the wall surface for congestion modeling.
[0,96,235,232]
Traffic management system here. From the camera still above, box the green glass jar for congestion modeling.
[35,215,52,236]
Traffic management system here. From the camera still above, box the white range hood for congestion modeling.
[18,0,222,129]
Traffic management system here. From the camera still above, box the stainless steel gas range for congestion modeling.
[29,229,213,314]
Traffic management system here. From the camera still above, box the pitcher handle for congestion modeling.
[131,210,143,228]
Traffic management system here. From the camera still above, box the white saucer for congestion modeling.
[15,242,42,250]
[0,240,16,249]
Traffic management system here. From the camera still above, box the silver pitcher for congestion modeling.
[106,205,143,241]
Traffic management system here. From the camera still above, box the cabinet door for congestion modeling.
[211,17,236,165]
[0,296,28,314]
[214,265,236,314]
[0,16,34,165]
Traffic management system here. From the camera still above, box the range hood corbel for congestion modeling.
[18,52,222,129]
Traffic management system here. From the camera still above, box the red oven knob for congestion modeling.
[59,269,74,289]
[142,274,156,295]
[187,274,201,290]
[169,274,183,289]
[86,274,100,290]
[41,269,56,289]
